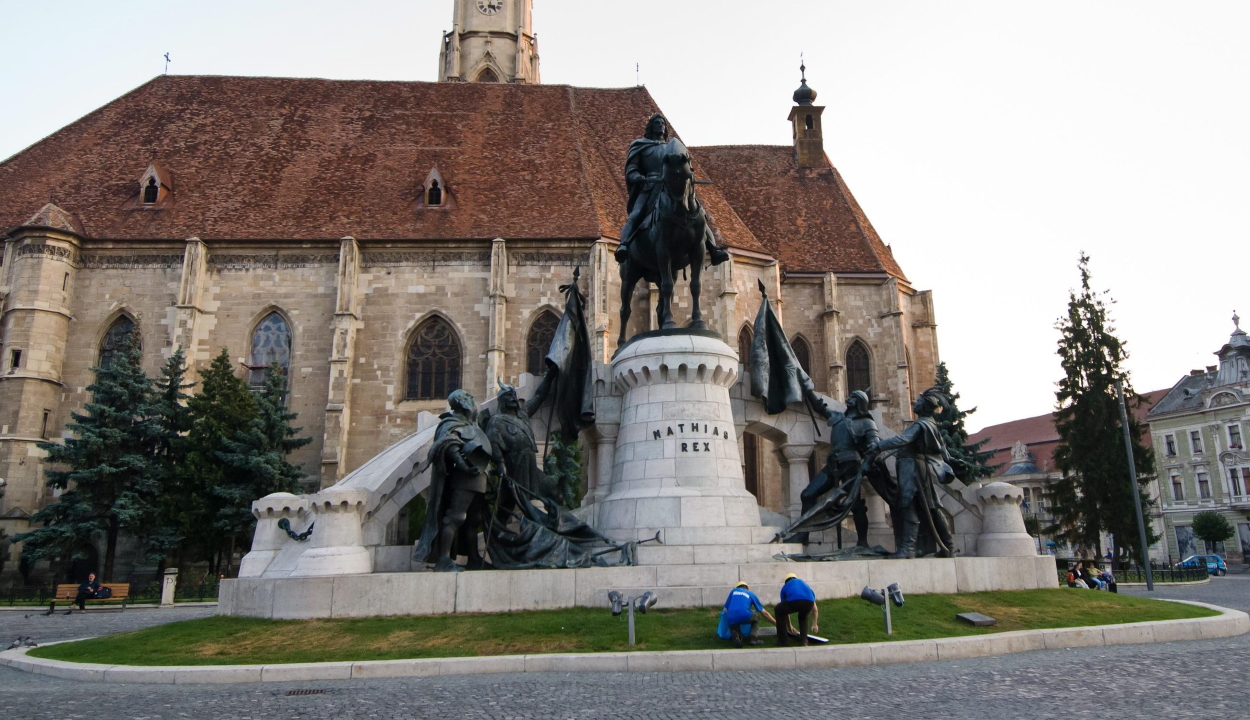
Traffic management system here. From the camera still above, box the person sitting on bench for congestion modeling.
[73,573,101,612]
[774,573,819,646]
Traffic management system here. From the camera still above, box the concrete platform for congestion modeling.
[218,555,1061,619]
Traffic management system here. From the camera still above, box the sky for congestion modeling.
[2,1,1247,432]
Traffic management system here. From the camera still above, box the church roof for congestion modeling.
[691,145,907,278]
[0,75,766,254]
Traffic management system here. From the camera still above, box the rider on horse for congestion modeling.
[615,113,731,266]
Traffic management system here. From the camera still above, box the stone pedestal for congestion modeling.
[160,567,178,607]
[593,332,763,544]
[239,493,312,578]
[975,482,1037,557]
[291,489,373,576]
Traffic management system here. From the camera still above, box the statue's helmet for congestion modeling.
[916,386,950,417]
[448,388,476,416]
[847,390,871,414]
[644,113,669,141]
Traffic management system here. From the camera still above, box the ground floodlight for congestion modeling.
[608,590,624,616]
[860,585,886,606]
[634,591,657,614]
[887,582,904,607]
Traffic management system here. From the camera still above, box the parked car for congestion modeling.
[1176,554,1228,576]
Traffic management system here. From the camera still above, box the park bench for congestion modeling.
[47,583,131,614]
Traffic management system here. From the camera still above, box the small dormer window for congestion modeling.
[420,166,449,209]
[427,180,443,206]
[143,177,159,204]
[136,162,172,207]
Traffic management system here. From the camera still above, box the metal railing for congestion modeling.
[3,577,220,606]
[1058,565,1209,585]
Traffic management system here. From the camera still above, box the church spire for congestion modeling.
[787,58,826,168]
[438,0,540,83]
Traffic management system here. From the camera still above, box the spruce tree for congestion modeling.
[933,362,997,483]
[1045,254,1157,567]
[13,332,160,580]
[213,363,311,575]
[185,349,259,572]
[149,347,195,562]
[543,436,584,509]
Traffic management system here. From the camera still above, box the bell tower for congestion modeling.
[438,0,540,83]
[787,62,826,168]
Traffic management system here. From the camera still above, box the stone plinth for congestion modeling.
[239,493,312,578]
[290,489,373,577]
[975,482,1038,557]
[592,332,761,543]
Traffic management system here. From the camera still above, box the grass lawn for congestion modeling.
[29,589,1215,666]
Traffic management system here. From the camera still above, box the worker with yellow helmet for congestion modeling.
[774,572,819,646]
[720,581,777,647]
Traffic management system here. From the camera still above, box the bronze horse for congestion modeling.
[617,138,715,345]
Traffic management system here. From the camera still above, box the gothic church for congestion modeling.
[0,0,939,578]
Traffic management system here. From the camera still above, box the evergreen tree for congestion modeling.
[543,435,584,509]
[185,349,259,572]
[213,363,311,575]
[1044,254,1158,567]
[149,348,195,562]
[932,362,997,483]
[13,332,160,580]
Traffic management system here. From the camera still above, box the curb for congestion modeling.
[1,600,1244,684]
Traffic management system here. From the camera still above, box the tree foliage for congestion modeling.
[543,435,584,509]
[1044,254,1158,566]
[1192,511,1235,549]
[932,362,997,483]
[13,332,161,580]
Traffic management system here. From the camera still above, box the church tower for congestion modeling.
[438,0,540,83]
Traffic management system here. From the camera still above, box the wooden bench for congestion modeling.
[47,583,131,614]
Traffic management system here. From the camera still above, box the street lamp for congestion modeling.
[607,590,658,645]
[860,583,904,635]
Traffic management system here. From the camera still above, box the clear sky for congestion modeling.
[2,1,1246,431]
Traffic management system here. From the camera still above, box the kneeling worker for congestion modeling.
[722,581,776,647]
[774,573,819,646]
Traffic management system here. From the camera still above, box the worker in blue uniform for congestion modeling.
[721,581,777,647]
[774,573,820,646]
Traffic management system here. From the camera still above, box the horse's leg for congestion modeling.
[618,261,638,347]
[688,234,707,330]
[655,232,677,330]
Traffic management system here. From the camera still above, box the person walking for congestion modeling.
[721,582,776,648]
[774,573,819,646]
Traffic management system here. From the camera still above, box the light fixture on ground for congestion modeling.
[860,582,904,635]
[607,590,658,645]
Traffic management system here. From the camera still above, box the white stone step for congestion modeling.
[634,542,804,566]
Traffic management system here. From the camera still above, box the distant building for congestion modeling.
[1147,315,1250,565]
[968,389,1169,561]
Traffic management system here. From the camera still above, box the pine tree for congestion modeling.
[185,349,259,572]
[1045,254,1158,567]
[213,363,311,575]
[543,435,584,509]
[149,348,195,563]
[13,332,160,580]
[933,362,997,483]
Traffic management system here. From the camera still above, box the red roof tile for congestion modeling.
[0,75,766,254]
[690,145,906,277]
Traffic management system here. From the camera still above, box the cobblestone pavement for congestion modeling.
[0,606,216,645]
[1,578,1246,720]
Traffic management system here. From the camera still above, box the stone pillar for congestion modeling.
[173,237,208,379]
[779,443,814,520]
[291,489,372,577]
[160,568,178,607]
[0,207,81,525]
[718,255,737,340]
[485,237,508,392]
[591,422,618,506]
[588,240,614,363]
[864,487,895,550]
[821,273,844,398]
[320,237,361,486]
[976,482,1037,557]
[238,492,312,578]
[597,333,760,543]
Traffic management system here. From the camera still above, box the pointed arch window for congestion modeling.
[406,317,461,400]
[846,340,871,394]
[738,326,753,371]
[427,180,443,206]
[526,311,560,376]
[476,67,500,83]
[792,336,811,376]
[99,317,138,370]
[248,312,292,387]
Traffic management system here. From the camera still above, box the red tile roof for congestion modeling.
[968,388,1171,476]
[0,75,766,253]
[691,145,907,277]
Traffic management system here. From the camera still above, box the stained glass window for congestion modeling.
[249,312,291,387]
[407,317,461,400]
[792,336,811,375]
[99,317,137,370]
[738,327,752,371]
[526,311,559,376]
[846,341,871,394]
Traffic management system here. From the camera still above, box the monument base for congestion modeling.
[219,555,1058,619]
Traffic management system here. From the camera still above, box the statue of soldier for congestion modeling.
[414,389,496,572]
[482,378,560,505]
[614,113,730,266]
[789,390,878,545]
[868,386,957,559]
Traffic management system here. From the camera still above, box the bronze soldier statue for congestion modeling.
[413,389,496,572]
[482,378,560,504]
[868,386,957,559]
[614,113,729,265]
